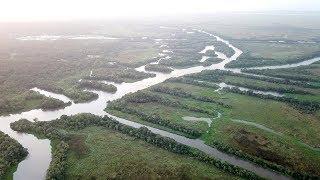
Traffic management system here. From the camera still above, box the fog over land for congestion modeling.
[0,0,320,21]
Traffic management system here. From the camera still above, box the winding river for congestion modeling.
[1,28,319,180]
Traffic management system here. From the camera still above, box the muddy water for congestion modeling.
[1,28,319,180]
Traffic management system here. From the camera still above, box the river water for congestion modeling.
[1,28,319,180]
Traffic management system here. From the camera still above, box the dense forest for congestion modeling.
[144,64,173,73]
[0,131,28,178]
[77,80,117,93]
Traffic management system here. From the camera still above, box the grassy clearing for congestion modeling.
[203,118,320,176]
[63,126,240,179]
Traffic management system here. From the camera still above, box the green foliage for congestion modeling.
[0,131,28,178]
[10,114,262,179]
[77,80,117,93]
[223,87,320,113]
[145,64,173,73]
[40,98,71,110]
[46,141,69,180]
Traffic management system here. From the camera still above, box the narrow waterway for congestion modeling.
[1,28,319,180]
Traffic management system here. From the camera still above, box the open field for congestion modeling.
[106,76,320,177]
[64,126,240,179]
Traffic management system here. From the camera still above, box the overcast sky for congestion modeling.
[1,0,320,22]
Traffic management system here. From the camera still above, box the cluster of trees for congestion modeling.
[224,87,320,113]
[0,98,24,115]
[212,41,235,58]
[159,57,201,68]
[84,68,155,83]
[39,97,71,110]
[10,114,262,179]
[77,80,117,93]
[36,84,99,103]
[0,90,72,115]
[202,57,224,67]
[145,64,173,73]
[185,70,224,83]
[64,89,98,103]
[225,55,277,68]
[11,119,69,140]
[46,141,69,180]
[0,131,28,178]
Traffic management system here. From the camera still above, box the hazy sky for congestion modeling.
[1,0,320,21]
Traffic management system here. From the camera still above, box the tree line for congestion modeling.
[225,51,320,69]
[46,141,69,180]
[224,80,311,95]
[191,69,318,89]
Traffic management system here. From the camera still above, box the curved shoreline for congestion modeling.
[1,28,319,179]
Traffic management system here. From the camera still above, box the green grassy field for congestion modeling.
[106,79,320,177]
[62,126,241,179]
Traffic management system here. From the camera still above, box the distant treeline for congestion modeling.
[225,51,320,68]
[188,69,319,89]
